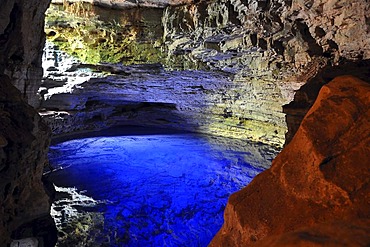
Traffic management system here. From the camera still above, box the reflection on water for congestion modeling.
[48,133,274,246]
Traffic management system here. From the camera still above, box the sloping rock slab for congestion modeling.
[210,75,370,246]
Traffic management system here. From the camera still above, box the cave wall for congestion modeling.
[0,0,56,245]
[42,2,290,147]
[164,0,370,65]
[0,0,51,108]
[284,59,370,144]
[162,0,370,144]
[0,0,368,245]
[42,0,369,147]
[0,75,55,246]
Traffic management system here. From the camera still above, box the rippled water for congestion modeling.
[48,132,274,246]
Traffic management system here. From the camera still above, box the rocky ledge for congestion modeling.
[210,75,370,246]
[40,43,288,147]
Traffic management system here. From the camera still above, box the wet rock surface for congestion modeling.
[209,76,370,246]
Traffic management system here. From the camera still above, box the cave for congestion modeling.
[1,0,369,247]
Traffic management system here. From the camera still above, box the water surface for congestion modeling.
[48,132,274,246]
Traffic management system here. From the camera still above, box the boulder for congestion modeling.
[210,75,370,246]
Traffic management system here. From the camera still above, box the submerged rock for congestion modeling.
[210,75,370,246]
[47,132,278,246]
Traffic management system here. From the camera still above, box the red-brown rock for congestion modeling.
[210,75,370,246]
[257,219,370,246]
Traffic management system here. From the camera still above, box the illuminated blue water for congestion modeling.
[48,133,271,246]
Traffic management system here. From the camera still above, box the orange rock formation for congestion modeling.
[210,75,370,246]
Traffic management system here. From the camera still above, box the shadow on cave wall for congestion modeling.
[284,59,370,145]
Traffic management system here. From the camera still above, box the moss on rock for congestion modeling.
[45,4,166,65]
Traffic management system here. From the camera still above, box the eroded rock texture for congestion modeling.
[210,75,370,246]
[0,0,50,107]
[164,0,370,66]
[0,0,368,245]
[51,0,193,9]
[0,75,55,246]
[43,0,369,147]
[40,44,288,147]
[0,0,56,245]
[162,0,370,145]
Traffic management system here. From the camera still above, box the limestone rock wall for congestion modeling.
[45,4,166,65]
[42,0,369,147]
[40,43,289,147]
[0,0,56,245]
[162,0,370,145]
[163,0,370,65]
[0,75,55,246]
[209,75,370,246]
[0,0,50,107]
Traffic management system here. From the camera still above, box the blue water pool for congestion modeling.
[48,132,274,246]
